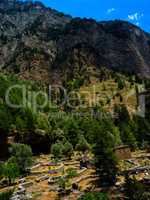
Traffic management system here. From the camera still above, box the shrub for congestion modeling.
[124,176,149,200]
[66,168,77,178]
[51,142,64,159]
[51,128,65,142]
[0,189,14,200]
[57,177,66,190]
[78,192,109,200]
[63,141,73,159]
[76,135,90,153]
[117,78,125,90]
[2,162,19,185]
[9,143,33,173]
[93,130,118,186]
[0,105,12,133]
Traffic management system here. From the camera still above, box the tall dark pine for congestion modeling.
[93,136,118,186]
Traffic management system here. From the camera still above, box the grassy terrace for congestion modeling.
[80,78,144,114]
[0,150,149,200]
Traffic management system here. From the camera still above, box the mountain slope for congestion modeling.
[0,0,150,84]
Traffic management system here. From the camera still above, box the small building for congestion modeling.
[114,145,131,160]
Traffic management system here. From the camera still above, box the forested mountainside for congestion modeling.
[0,0,150,84]
[0,0,150,155]
[0,1,150,199]
[0,0,150,153]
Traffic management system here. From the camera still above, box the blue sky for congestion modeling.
[40,0,150,32]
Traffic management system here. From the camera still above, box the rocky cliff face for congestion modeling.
[0,0,150,83]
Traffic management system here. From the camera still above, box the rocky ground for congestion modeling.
[0,150,150,200]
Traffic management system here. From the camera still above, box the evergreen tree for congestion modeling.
[2,162,19,185]
[124,176,150,200]
[121,123,137,150]
[76,135,90,153]
[63,141,74,159]
[93,131,118,186]
[51,142,64,159]
[9,143,33,173]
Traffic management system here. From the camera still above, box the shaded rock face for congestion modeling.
[0,0,150,83]
[56,19,150,80]
[0,130,8,158]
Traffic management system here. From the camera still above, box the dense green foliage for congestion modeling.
[51,142,64,159]
[63,141,74,159]
[51,140,74,159]
[66,168,77,178]
[124,176,150,200]
[0,143,32,186]
[0,73,149,159]
[78,192,109,200]
[0,74,54,154]
[75,135,90,153]
[0,144,32,185]
[0,189,14,200]
[9,143,33,173]
[117,77,126,90]
[93,119,118,186]
[0,162,19,185]
[114,104,150,148]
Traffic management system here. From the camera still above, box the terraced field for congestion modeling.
[80,78,144,115]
